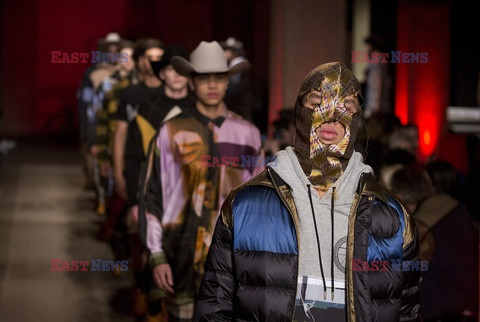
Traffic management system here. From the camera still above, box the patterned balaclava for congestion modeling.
[293,62,362,191]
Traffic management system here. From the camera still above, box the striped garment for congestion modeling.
[94,73,134,164]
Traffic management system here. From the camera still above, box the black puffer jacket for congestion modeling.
[194,169,420,321]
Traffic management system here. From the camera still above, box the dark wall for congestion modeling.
[369,0,480,109]
[450,0,480,107]
[0,0,270,137]
[370,0,397,107]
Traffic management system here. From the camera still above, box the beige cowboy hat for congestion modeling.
[171,41,249,77]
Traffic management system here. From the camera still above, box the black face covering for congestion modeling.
[149,45,189,80]
[149,60,163,79]
[293,62,363,190]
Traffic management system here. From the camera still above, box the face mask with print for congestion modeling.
[293,62,362,190]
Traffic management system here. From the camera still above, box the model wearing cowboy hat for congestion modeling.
[141,40,262,321]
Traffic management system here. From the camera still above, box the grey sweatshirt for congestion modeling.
[270,147,372,305]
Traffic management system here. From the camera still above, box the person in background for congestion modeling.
[220,37,254,121]
[392,161,479,322]
[389,166,432,213]
[132,44,195,158]
[112,37,165,318]
[94,40,137,276]
[91,39,135,216]
[113,38,164,205]
[362,34,392,120]
[127,44,196,321]
[379,123,420,187]
[77,32,121,190]
[142,41,263,321]
[127,45,196,320]
[263,109,296,157]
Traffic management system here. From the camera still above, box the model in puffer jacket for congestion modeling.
[194,62,421,321]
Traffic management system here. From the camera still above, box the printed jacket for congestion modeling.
[142,107,263,299]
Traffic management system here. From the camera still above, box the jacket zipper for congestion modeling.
[346,192,361,322]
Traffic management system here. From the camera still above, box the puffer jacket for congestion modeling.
[194,168,421,321]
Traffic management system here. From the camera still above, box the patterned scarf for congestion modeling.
[293,62,362,191]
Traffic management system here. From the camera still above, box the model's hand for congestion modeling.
[153,263,174,294]
[129,205,139,225]
[114,175,128,200]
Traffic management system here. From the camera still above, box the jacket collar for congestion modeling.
[356,172,388,203]
[190,106,226,127]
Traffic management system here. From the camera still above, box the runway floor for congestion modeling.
[0,140,136,322]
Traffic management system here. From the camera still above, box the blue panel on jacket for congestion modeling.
[232,185,298,255]
[367,196,405,262]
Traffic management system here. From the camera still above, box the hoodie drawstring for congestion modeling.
[306,184,336,301]
[331,187,336,301]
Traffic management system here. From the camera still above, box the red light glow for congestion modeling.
[423,129,431,146]
[395,2,450,161]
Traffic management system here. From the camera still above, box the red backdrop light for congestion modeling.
[395,1,450,161]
